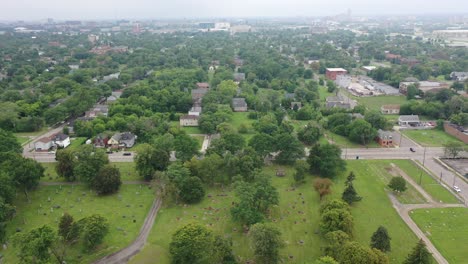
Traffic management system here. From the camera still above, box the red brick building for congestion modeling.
[326,68,348,80]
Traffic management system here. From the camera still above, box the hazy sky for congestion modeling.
[2,0,467,20]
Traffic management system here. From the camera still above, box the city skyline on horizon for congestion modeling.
[1,0,468,21]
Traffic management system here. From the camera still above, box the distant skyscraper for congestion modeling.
[132,23,141,34]
[47,18,54,24]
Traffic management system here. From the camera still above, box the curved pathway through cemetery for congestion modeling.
[93,198,162,264]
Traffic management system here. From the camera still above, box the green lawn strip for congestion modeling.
[402,129,463,147]
[1,184,154,263]
[132,160,419,264]
[13,127,49,137]
[318,86,334,102]
[68,137,87,150]
[181,126,203,134]
[325,130,381,149]
[16,136,31,145]
[190,135,205,149]
[355,95,407,112]
[40,162,141,182]
[391,160,459,204]
[410,208,468,264]
[343,160,420,263]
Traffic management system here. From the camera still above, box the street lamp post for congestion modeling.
[419,146,427,185]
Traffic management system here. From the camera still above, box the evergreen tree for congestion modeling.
[403,239,432,264]
[370,226,391,252]
[341,171,362,205]
[342,183,362,205]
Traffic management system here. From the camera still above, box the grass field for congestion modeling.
[41,162,141,182]
[13,127,49,137]
[318,86,334,102]
[68,137,87,150]
[130,160,419,264]
[355,95,407,112]
[324,130,381,149]
[391,160,459,204]
[402,129,463,147]
[411,208,468,264]
[1,184,155,264]
[16,136,30,145]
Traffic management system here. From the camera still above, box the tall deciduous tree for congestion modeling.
[313,178,333,200]
[273,133,304,165]
[73,145,109,185]
[55,148,76,181]
[403,239,432,264]
[250,223,284,264]
[79,214,109,250]
[93,165,122,195]
[320,199,354,236]
[9,156,44,201]
[0,128,22,153]
[169,223,221,264]
[174,133,199,161]
[231,175,279,226]
[443,142,465,159]
[307,144,346,178]
[338,241,388,264]
[370,226,391,252]
[13,225,56,263]
[388,176,407,193]
[314,256,339,264]
[135,143,169,181]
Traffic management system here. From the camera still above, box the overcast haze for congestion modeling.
[2,0,468,20]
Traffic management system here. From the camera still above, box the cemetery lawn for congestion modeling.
[402,129,462,147]
[391,160,459,204]
[41,162,141,182]
[1,184,155,264]
[130,160,418,264]
[410,208,468,264]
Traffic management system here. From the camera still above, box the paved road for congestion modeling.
[344,147,468,205]
[93,198,162,264]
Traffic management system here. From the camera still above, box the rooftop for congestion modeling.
[326,68,347,72]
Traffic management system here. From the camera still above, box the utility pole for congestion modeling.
[419,147,426,185]
[399,130,403,147]
[439,172,443,183]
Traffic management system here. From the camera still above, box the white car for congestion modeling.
[453,186,461,193]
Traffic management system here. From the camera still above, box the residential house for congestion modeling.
[381,105,400,115]
[196,82,210,89]
[399,81,449,95]
[85,104,109,118]
[34,137,53,151]
[93,134,109,148]
[285,93,296,100]
[362,66,376,72]
[326,96,354,110]
[108,132,136,148]
[291,102,302,110]
[189,105,202,116]
[233,73,246,82]
[106,95,118,104]
[180,115,200,127]
[450,72,468,82]
[398,115,421,126]
[191,88,209,101]
[376,129,394,147]
[232,98,248,112]
[103,72,120,82]
[325,68,348,80]
[51,133,70,148]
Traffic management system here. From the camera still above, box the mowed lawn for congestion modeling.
[402,129,463,147]
[411,208,468,264]
[356,95,407,112]
[391,160,459,204]
[16,136,30,145]
[130,160,419,264]
[41,162,141,182]
[1,184,155,264]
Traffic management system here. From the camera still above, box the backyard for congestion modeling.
[402,129,463,147]
[1,184,155,264]
[130,160,420,264]
[411,208,468,264]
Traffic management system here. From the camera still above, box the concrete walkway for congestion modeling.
[388,164,466,264]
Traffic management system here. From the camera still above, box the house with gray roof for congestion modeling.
[232,98,248,112]
[398,115,420,126]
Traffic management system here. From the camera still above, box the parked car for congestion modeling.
[410,148,415,152]
[123,152,132,156]
[453,186,461,193]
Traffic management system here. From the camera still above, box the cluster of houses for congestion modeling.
[34,133,71,151]
[93,132,137,149]
[179,82,248,127]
